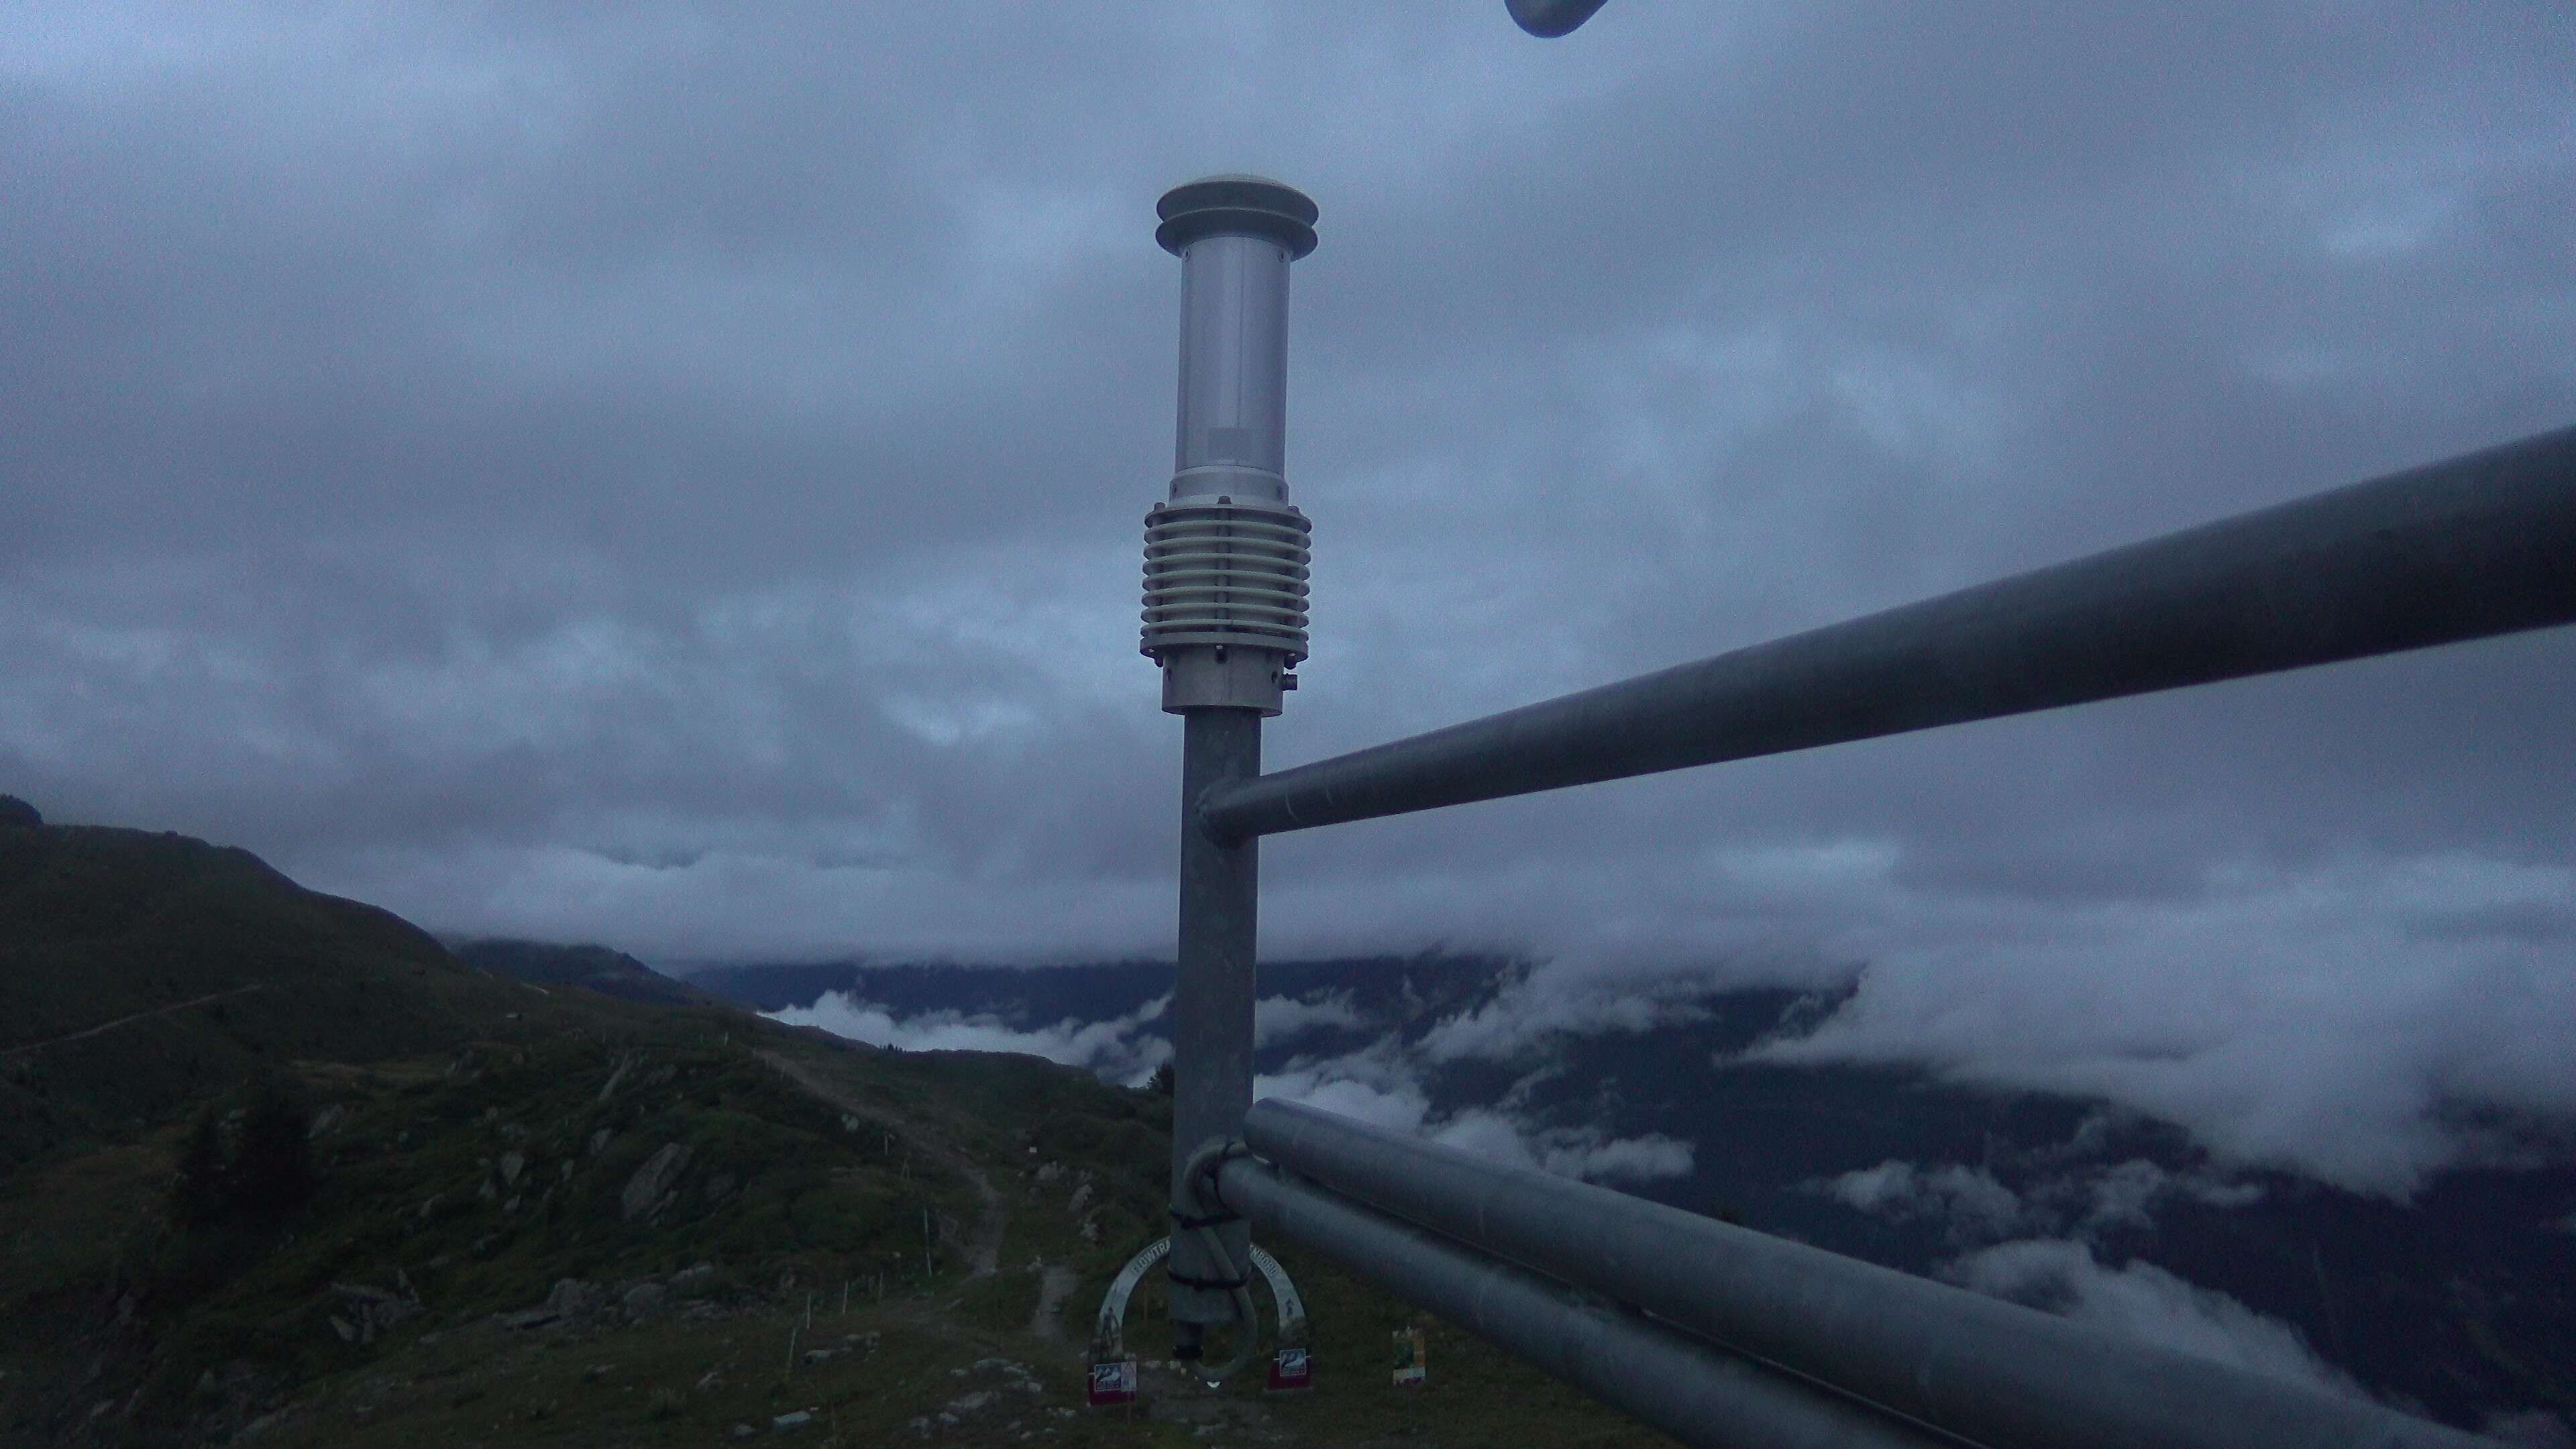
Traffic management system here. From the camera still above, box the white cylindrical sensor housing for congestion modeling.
[1143,176,1320,714]
[1174,233,1292,500]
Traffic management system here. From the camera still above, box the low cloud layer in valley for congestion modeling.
[769,991,1177,1087]
[767,981,1697,1187]
[746,955,2571,1432]
[1943,1240,2364,1403]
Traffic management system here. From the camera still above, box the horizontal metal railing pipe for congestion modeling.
[1211,1152,1952,1449]
[1240,1099,2500,1449]
[1203,425,2576,840]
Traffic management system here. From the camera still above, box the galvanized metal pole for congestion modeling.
[1167,710,1260,1341]
[1140,176,1319,1354]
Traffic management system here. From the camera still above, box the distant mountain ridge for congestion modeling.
[686,952,1506,1024]
[453,938,737,1011]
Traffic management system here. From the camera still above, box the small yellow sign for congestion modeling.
[1391,1326,1427,1387]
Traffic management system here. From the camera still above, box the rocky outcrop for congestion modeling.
[902,1359,1046,1438]
[546,1278,604,1318]
[325,1282,421,1345]
[597,1053,635,1103]
[621,1142,692,1222]
[496,1277,604,1332]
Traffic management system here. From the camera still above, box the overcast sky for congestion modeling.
[6,3,2571,1189]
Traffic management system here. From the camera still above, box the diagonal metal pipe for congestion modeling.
[1211,1151,1953,1449]
[1239,1099,2501,1449]
[1201,425,2576,842]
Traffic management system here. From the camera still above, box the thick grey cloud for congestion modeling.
[1806,1155,2265,1248]
[4,5,2572,1184]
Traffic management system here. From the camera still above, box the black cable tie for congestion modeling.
[1169,1206,1240,1230]
[1166,1269,1252,1291]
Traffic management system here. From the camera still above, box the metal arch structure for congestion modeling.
[1089,1236,1307,1362]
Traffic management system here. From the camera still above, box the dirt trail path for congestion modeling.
[1028,1265,1081,1342]
[1,983,266,1059]
[759,1050,1004,1278]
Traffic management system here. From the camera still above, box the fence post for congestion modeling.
[1140,175,1319,1358]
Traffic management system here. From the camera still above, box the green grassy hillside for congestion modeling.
[0,804,1676,1448]
[0,811,533,1175]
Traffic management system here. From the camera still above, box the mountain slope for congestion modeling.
[0,812,526,1173]
[0,806,1686,1449]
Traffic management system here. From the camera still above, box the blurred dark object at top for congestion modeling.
[1509,0,1611,38]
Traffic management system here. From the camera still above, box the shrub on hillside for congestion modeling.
[166,1077,317,1230]
[232,1078,317,1218]
[168,1106,228,1228]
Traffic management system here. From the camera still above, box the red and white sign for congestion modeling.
[1267,1345,1312,1392]
[1087,1356,1138,1407]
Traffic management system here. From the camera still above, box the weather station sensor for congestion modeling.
[1140,175,1318,716]
[1134,173,1321,1383]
